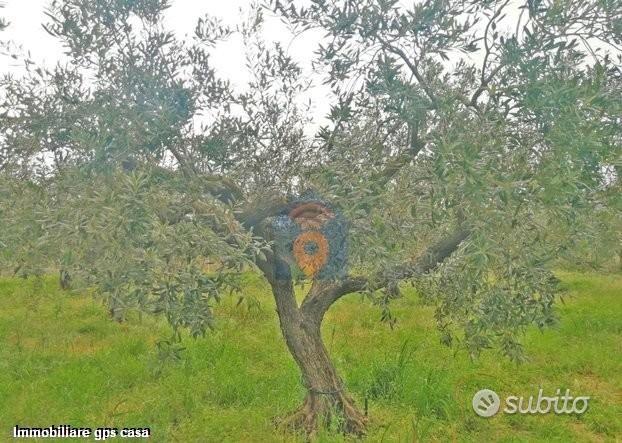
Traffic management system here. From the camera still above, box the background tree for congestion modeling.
[0,0,620,436]
[0,3,7,32]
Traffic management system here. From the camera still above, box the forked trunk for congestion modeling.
[269,278,367,436]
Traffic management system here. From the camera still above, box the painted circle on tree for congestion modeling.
[288,202,334,230]
[293,230,329,277]
[272,196,348,280]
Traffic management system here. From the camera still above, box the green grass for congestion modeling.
[0,271,620,442]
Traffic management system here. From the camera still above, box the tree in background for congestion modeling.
[1,0,620,436]
[0,3,9,54]
[0,2,7,31]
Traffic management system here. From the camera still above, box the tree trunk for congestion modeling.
[269,278,367,436]
[59,269,71,290]
[256,225,468,436]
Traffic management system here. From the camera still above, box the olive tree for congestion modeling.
[0,2,8,32]
[1,0,620,436]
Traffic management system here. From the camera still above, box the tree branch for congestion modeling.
[372,121,425,187]
[468,0,511,109]
[376,36,438,109]
[300,226,469,321]
[236,194,289,230]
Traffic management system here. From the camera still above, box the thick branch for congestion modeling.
[300,227,469,321]
[161,143,245,207]
[236,194,288,231]
[201,175,245,205]
[372,122,425,187]
[255,248,291,288]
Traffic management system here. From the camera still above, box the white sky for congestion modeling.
[2,1,612,126]
[0,0,332,124]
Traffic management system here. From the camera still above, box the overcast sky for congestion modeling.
[5,0,595,128]
[0,0,333,123]
[0,0,308,77]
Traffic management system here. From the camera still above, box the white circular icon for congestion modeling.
[472,389,501,417]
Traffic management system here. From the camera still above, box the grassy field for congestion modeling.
[0,271,620,442]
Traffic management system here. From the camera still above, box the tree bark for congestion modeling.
[59,269,71,290]
[265,271,367,436]
[256,227,468,437]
